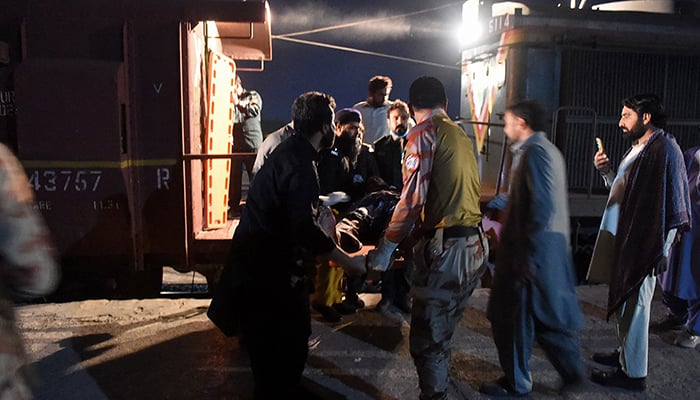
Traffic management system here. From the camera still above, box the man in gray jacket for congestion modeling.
[480,100,584,397]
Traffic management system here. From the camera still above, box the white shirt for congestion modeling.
[353,100,392,145]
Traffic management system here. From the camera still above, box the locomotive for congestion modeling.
[458,0,700,279]
[0,0,272,298]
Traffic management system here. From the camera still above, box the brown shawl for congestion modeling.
[608,130,690,318]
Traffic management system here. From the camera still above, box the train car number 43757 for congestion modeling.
[27,169,103,192]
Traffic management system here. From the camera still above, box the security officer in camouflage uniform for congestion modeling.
[368,77,487,400]
[0,143,59,399]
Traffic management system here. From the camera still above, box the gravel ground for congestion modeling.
[15,281,700,400]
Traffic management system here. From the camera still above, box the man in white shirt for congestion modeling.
[353,75,393,146]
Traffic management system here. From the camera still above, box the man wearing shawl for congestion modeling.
[587,94,690,391]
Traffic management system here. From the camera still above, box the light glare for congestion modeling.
[457,23,483,47]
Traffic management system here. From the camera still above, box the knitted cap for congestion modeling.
[335,108,362,125]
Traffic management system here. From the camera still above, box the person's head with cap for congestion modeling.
[334,108,363,139]
[335,108,362,125]
[334,108,364,166]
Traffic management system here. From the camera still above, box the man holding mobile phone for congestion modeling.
[587,94,690,391]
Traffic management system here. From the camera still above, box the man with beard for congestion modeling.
[587,94,690,391]
[374,100,411,190]
[210,92,366,399]
[313,108,379,322]
[373,99,414,314]
[318,108,379,205]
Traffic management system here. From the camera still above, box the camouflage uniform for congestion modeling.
[0,144,59,399]
[411,228,487,399]
[381,109,486,400]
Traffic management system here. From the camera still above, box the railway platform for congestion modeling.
[16,283,699,399]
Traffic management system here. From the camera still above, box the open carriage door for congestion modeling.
[203,51,235,230]
[181,2,271,270]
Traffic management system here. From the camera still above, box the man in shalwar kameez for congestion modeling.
[480,100,585,397]
[587,94,690,391]
[655,146,700,348]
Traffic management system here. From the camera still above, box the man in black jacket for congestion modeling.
[212,92,366,399]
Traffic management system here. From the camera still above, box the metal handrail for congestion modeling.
[551,106,598,197]
[456,117,507,193]
[182,152,256,160]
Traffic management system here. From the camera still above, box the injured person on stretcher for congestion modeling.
[312,187,415,321]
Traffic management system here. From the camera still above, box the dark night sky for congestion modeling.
[238,0,466,130]
[237,0,662,130]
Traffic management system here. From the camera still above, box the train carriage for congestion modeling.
[0,0,272,298]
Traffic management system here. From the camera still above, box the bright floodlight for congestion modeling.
[457,22,483,47]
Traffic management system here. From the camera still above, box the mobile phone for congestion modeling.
[595,137,604,153]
